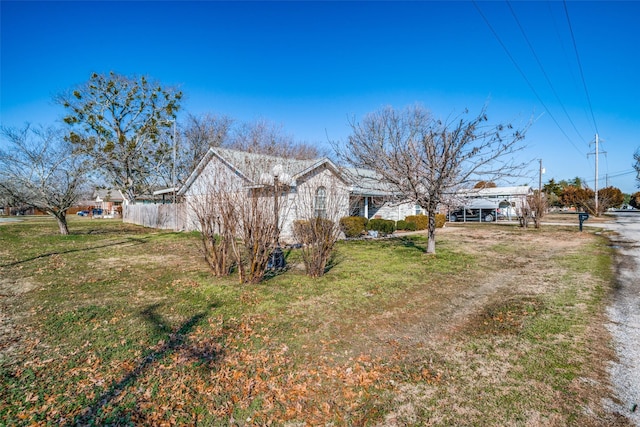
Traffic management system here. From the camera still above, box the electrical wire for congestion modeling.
[472,0,586,157]
[506,0,587,144]
[563,0,599,135]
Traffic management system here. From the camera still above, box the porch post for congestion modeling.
[364,197,369,219]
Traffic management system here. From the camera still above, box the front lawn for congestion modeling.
[0,217,623,426]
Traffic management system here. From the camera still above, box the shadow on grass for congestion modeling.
[262,245,344,280]
[0,237,149,268]
[397,237,428,254]
[67,302,219,426]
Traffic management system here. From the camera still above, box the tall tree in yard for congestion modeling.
[338,105,528,254]
[0,125,90,234]
[58,72,182,203]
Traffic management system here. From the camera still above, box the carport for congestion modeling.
[448,186,532,223]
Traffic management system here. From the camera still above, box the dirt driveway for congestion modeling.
[604,212,640,426]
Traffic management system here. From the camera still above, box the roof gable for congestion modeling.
[178,148,347,195]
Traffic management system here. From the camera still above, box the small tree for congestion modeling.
[337,105,528,254]
[0,125,90,234]
[597,186,624,213]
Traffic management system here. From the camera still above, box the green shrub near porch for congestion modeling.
[339,216,368,238]
[404,214,428,230]
[366,218,396,235]
[395,220,417,231]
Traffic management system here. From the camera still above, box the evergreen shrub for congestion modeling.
[339,216,368,238]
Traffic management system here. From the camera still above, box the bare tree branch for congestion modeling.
[336,105,529,254]
[0,124,91,234]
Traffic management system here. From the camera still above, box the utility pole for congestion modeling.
[588,133,605,215]
[538,159,543,194]
[595,133,598,214]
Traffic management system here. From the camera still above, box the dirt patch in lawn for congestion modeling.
[347,226,591,351]
[334,226,624,426]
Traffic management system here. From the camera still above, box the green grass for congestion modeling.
[0,216,618,426]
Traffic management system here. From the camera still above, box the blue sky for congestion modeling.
[1,1,639,193]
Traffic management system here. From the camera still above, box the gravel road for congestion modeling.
[604,212,640,425]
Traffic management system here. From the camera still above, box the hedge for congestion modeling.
[367,218,396,235]
[396,220,417,231]
[339,216,368,238]
[404,214,429,230]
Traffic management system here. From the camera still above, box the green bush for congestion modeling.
[405,214,429,230]
[396,220,417,231]
[339,216,368,238]
[367,218,396,235]
[435,213,446,228]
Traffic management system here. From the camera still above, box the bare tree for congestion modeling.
[292,174,348,277]
[177,113,233,185]
[337,105,528,254]
[0,125,91,234]
[228,118,321,160]
[634,148,640,187]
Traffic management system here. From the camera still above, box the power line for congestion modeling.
[506,0,587,143]
[600,169,636,180]
[472,0,585,156]
[563,0,599,135]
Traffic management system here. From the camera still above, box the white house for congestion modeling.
[135,148,531,235]
[178,148,351,240]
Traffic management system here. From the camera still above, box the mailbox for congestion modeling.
[578,212,589,231]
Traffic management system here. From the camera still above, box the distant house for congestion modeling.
[446,186,533,222]
[93,189,128,215]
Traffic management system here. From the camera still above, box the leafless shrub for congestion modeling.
[187,170,239,276]
[292,175,348,277]
[527,190,547,229]
[518,204,531,228]
[234,188,282,284]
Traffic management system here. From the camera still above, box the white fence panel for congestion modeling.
[123,204,187,230]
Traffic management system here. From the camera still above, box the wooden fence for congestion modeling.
[123,203,187,230]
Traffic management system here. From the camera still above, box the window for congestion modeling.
[314,186,327,218]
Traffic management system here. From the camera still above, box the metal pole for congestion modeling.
[274,174,279,237]
[172,120,178,231]
[594,133,599,215]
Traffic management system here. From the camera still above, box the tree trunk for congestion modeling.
[54,212,69,235]
[426,206,437,255]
